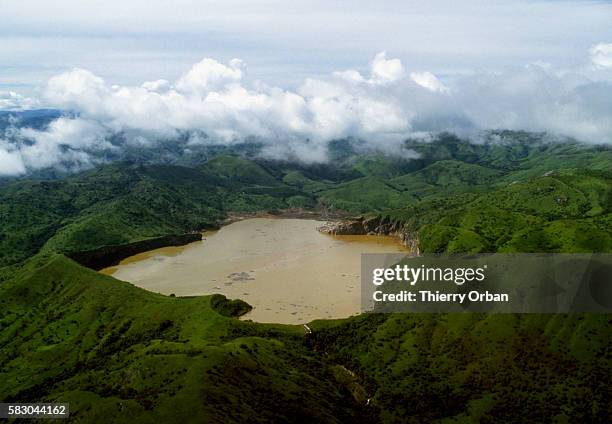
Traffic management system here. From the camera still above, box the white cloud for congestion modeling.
[0,143,26,175]
[4,117,112,173]
[0,91,39,110]
[45,68,109,115]
[590,43,612,68]
[370,52,405,84]
[453,66,612,142]
[142,79,170,92]
[19,117,110,150]
[40,55,415,150]
[175,58,244,95]
[410,72,449,93]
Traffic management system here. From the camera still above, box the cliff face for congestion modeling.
[68,233,202,270]
[318,216,420,254]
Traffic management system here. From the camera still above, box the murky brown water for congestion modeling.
[101,218,408,324]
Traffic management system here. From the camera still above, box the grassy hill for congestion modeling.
[0,255,362,423]
[0,165,227,267]
[381,169,612,253]
[317,176,413,213]
[389,160,502,199]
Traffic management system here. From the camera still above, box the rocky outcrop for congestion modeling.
[318,216,420,254]
[68,233,203,270]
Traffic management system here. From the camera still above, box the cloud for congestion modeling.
[410,72,449,93]
[452,64,612,142]
[590,43,612,68]
[176,58,245,94]
[370,52,405,84]
[3,117,112,174]
[39,54,415,153]
[0,91,39,110]
[142,79,170,92]
[3,0,612,101]
[0,142,26,176]
[1,46,611,176]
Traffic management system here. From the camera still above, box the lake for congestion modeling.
[101,218,408,324]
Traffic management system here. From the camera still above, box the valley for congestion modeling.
[0,131,610,423]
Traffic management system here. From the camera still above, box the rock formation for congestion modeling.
[317,216,420,254]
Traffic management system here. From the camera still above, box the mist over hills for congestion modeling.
[1,44,612,180]
[1,108,610,184]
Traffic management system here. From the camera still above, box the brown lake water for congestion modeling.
[100,218,408,324]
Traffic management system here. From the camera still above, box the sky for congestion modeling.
[2,0,611,94]
[0,0,611,174]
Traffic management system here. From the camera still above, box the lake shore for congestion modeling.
[223,208,351,224]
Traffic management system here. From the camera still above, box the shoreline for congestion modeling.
[317,216,420,254]
[68,233,203,270]
[222,208,351,225]
[70,208,349,272]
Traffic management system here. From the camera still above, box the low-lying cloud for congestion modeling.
[0,91,39,110]
[1,45,612,176]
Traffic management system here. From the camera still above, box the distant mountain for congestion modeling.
[3,111,611,184]
[1,134,611,266]
[0,109,63,131]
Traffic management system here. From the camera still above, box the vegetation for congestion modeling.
[308,312,611,423]
[0,131,610,422]
[0,256,361,423]
[383,169,612,253]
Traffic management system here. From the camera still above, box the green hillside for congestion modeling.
[382,169,612,253]
[318,176,413,213]
[0,255,361,423]
[308,313,611,423]
[201,155,281,186]
[0,165,225,267]
[389,160,502,199]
